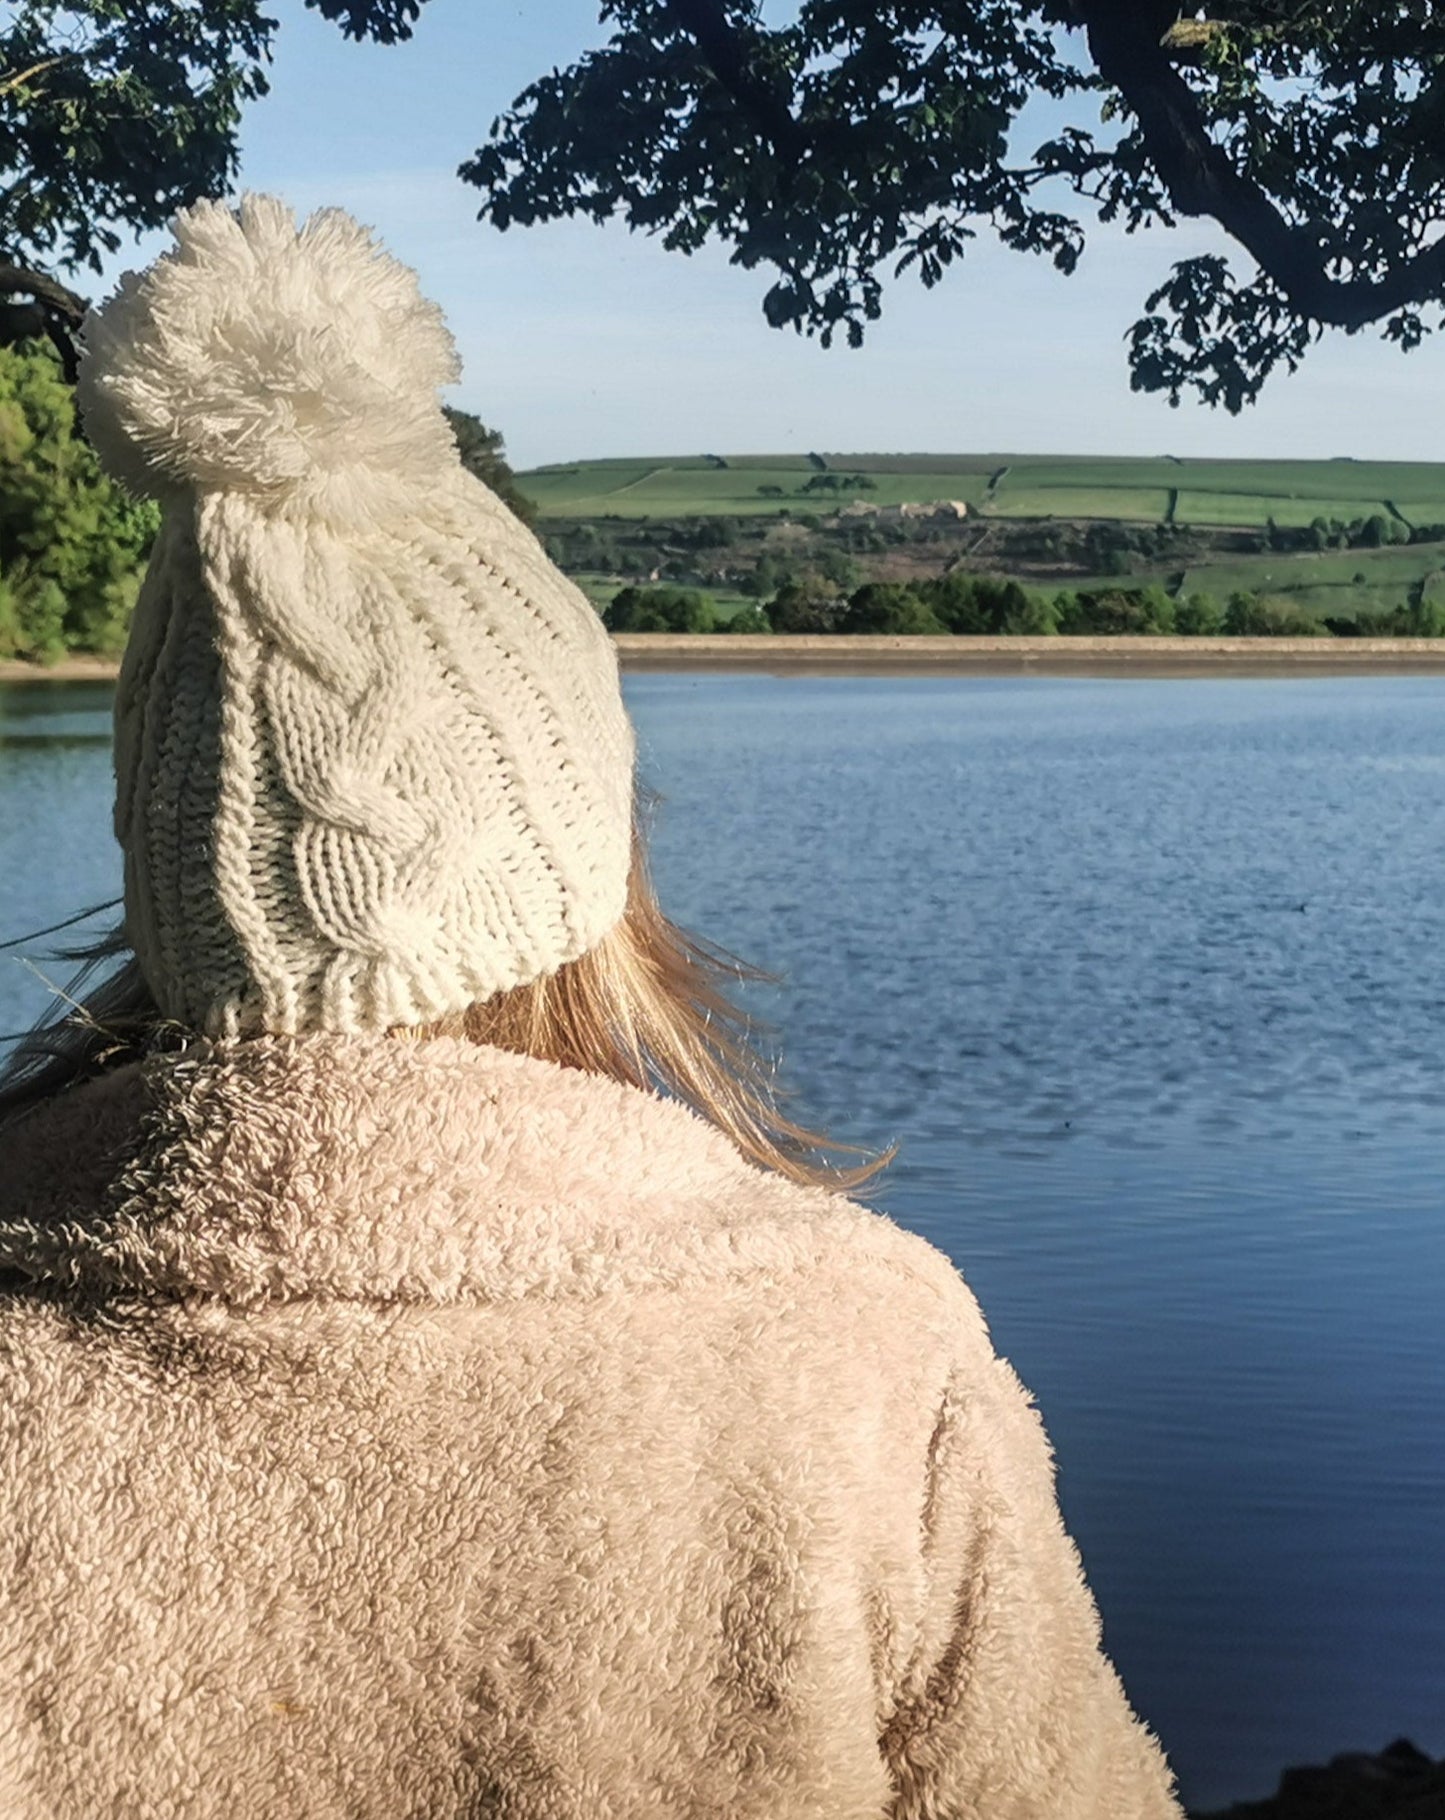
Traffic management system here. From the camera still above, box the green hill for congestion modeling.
[519,451,1445,530]
[521,451,1445,635]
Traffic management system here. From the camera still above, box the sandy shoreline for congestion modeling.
[613,634,1445,675]
[9,636,1445,687]
[0,656,126,683]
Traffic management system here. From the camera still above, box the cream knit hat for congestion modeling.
[78,194,635,1037]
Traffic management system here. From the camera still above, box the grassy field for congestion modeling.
[1170,546,1445,622]
[521,451,1445,529]
[522,457,987,517]
[526,452,1445,628]
[1179,546,1434,593]
[994,483,1176,520]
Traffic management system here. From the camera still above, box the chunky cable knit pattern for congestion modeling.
[88,197,634,1036]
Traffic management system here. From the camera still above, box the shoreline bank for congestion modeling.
[0,656,125,683]
[613,634,1445,676]
[10,636,1445,687]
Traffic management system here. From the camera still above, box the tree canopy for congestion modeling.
[0,1,426,369]
[463,1,1445,410]
[0,341,159,659]
[444,408,536,522]
[4,3,1441,413]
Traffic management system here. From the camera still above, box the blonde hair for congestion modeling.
[0,825,885,1191]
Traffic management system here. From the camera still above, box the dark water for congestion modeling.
[4,673,1445,1809]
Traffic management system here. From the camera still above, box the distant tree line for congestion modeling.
[1269,513,1441,553]
[602,572,1445,639]
[601,586,772,634]
[755,475,881,498]
[555,508,1352,596]
[554,507,1445,585]
[545,515,747,579]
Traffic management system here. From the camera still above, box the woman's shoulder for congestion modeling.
[730,1161,994,1354]
[0,1038,991,1361]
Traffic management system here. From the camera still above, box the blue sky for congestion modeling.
[118,0,1445,472]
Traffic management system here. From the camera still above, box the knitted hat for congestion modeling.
[78,194,635,1037]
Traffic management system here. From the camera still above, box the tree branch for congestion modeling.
[0,54,75,97]
[0,263,88,327]
[0,264,88,381]
[1075,0,1445,327]
[660,0,805,162]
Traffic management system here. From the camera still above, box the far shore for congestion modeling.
[10,635,1445,687]
[613,633,1445,676]
[0,655,126,684]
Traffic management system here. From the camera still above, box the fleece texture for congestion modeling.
[80,195,635,1039]
[0,1038,1181,1819]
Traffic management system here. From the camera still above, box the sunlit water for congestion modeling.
[3,672,1444,1810]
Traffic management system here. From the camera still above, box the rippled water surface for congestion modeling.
[4,673,1445,1809]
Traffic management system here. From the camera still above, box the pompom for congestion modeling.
[77,194,463,511]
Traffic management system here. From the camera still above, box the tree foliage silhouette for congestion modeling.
[463,0,1445,409]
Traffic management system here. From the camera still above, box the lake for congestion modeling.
[3,671,1444,1810]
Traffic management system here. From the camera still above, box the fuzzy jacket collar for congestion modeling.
[0,1037,941,1310]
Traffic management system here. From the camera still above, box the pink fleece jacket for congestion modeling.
[0,1035,1180,1818]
